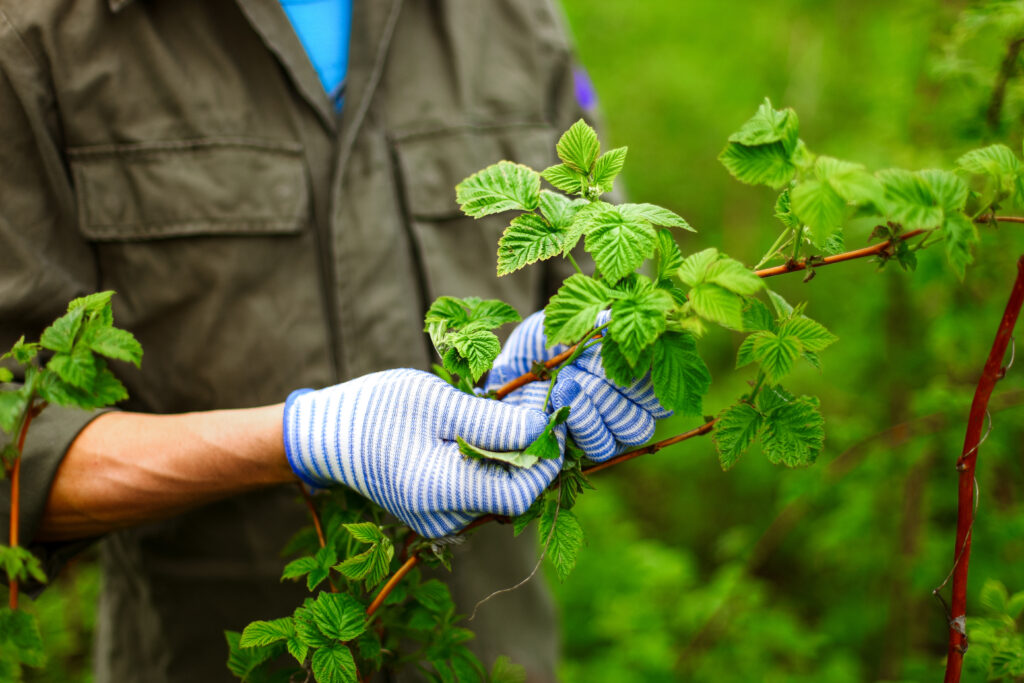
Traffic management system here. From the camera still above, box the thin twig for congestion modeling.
[8,403,39,610]
[295,482,337,593]
[941,255,1024,683]
[366,555,419,617]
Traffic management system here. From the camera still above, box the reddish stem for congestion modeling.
[942,255,1024,682]
[295,482,337,593]
[366,554,419,617]
[8,404,38,610]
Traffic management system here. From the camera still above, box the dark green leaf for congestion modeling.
[512,497,544,537]
[757,388,824,467]
[727,99,799,153]
[39,307,84,354]
[600,335,653,387]
[496,214,565,276]
[523,406,570,460]
[240,618,295,648]
[87,326,143,367]
[584,206,658,281]
[311,644,357,683]
[543,274,615,346]
[447,324,501,382]
[490,655,527,683]
[655,229,684,282]
[538,501,584,582]
[751,331,801,383]
[415,579,455,614]
[0,389,27,435]
[225,630,283,682]
[608,283,673,364]
[944,211,978,280]
[651,332,711,415]
[311,592,366,641]
[713,402,764,470]
[538,190,588,229]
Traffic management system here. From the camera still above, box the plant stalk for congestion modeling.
[8,403,38,610]
[941,255,1024,682]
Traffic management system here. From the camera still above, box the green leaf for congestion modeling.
[512,498,544,537]
[688,283,744,330]
[791,179,846,246]
[957,144,1020,178]
[541,163,586,195]
[39,307,84,354]
[293,604,332,648]
[944,212,978,280]
[742,298,775,332]
[490,655,527,683]
[456,161,541,218]
[538,501,584,582]
[600,334,653,387]
[0,545,47,585]
[425,297,520,353]
[543,274,615,346]
[751,332,801,383]
[757,388,824,467]
[980,579,1010,614]
[240,618,295,648]
[677,248,720,288]
[778,317,838,353]
[920,169,969,213]
[816,156,884,206]
[619,203,694,231]
[47,346,97,391]
[2,337,39,366]
[877,169,963,230]
[774,189,800,231]
[447,324,501,382]
[311,592,366,641]
[87,326,143,367]
[584,206,658,282]
[415,579,455,614]
[312,644,357,683]
[0,607,45,668]
[337,537,393,589]
[225,630,282,681]
[496,213,565,276]
[592,146,628,193]
[727,99,799,152]
[343,522,384,545]
[609,283,673,364]
[68,290,114,314]
[713,402,764,470]
[767,290,794,318]
[0,368,11,384]
[1007,591,1024,620]
[556,119,600,173]
[719,141,796,189]
[735,336,758,370]
[538,190,588,229]
[457,436,538,469]
[0,389,27,435]
[651,332,711,415]
[704,258,763,295]
[281,555,319,582]
[655,229,684,282]
[523,406,570,460]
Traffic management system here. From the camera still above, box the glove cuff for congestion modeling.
[282,388,324,488]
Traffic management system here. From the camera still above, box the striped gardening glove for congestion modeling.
[486,311,672,462]
[283,368,563,538]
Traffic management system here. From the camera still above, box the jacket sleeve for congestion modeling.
[0,10,114,587]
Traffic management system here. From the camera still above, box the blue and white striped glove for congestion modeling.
[486,311,672,462]
[283,369,563,538]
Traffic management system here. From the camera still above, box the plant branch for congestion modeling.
[366,554,419,617]
[986,37,1024,133]
[941,255,1024,682]
[8,402,40,610]
[295,482,337,593]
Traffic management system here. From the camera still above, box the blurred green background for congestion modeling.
[22,1,1024,681]
[547,0,1024,681]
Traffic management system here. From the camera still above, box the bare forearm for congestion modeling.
[37,404,295,541]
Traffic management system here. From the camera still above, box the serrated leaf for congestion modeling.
[778,317,838,352]
[456,161,541,218]
[600,335,653,387]
[523,406,569,460]
[728,99,800,152]
[0,389,27,435]
[447,324,501,382]
[293,605,332,648]
[651,332,710,415]
[688,283,744,330]
[281,556,319,582]
[337,540,393,589]
[816,156,884,207]
[751,332,800,383]
[2,337,39,366]
[767,290,794,318]
[415,579,455,614]
[609,284,673,364]
[87,326,142,367]
[538,501,583,582]
[944,212,978,280]
[704,258,763,295]
[592,146,628,193]
[791,179,846,246]
[343,522,384,545]
[68,290,114,313]
[877,169,951,229]
[980,579,1010,614]
[538,191,588,229]
[457,437,538,469]
[496,213,565,276]
[541,163,586,195]
[677,248,720,288]
[736,336,758,369]
[240,618,294,648]
[713,402,763,470]
[758,392,824,467]
[225,630,282,681]
[619,203,694,231]
[47,347,97,391]
[543,274,615,345]
[957,144,1020,178]
[512,498,544,537]
[920,169,969,213]
[719,141,796,189]
[311,592,366,641]
[584,206,657,282]
[742,298,775,332]
[774,189,800,231]
[312,644,357,683]
[39,307,84,354]
[556,119,600,173]
[656,229,684,282]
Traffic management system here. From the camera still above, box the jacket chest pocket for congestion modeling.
[390,124,559,320]
[65,139,330,411]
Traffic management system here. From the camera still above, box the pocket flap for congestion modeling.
[68,139,308,240]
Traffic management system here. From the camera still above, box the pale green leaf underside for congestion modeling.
[456,161,541,218]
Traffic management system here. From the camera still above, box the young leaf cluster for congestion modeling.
[424,296,520,389]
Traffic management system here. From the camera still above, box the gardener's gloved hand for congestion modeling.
[284,369,563,538]
[486,311,671,462]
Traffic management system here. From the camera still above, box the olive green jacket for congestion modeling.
[0,0,588,680]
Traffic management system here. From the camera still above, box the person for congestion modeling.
[0,1,669,680]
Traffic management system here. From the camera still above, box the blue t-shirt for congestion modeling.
[279,0,353,103]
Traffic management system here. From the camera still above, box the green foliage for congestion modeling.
[424,296,521,386]
[966,579,1024,681]
[336,523,394,591]
[538,498,585,582]
[455,162,540,218]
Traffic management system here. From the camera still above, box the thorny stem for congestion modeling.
[941,255,1024,682]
